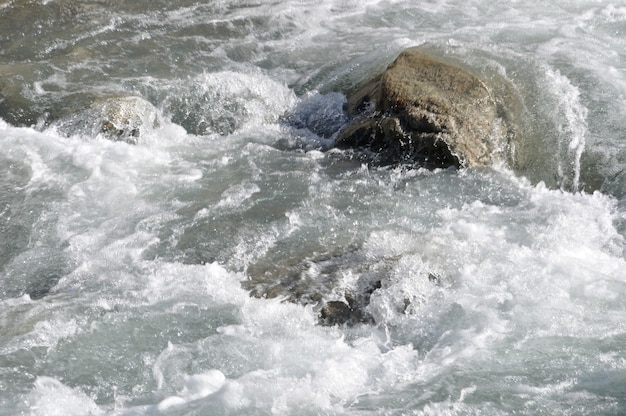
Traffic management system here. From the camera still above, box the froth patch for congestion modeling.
[157,370,226,411]
[158,71,297,136]
[24,377,101,416]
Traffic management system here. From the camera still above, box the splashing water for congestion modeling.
[1,1,625,415]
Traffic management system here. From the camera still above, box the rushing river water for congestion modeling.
[1,1,625,415]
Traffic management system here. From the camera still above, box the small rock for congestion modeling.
[319,301,355,326]
[90,95,160,144]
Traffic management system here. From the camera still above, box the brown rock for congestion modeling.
[335,48,513,168]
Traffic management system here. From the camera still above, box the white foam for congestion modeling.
[159,70,297,136]
[25,377,102,416]
[157,370,226,411]
[215,182,261,210]
[542,68,588,190]
[2,1,626,414]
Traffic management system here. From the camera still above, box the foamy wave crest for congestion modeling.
[542,67,588,191]
[151,71,297,136]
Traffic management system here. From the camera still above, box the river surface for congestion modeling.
[1,1,625,415]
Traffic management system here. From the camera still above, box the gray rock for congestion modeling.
[335,48,514,168]
[319,301,356,326]
[90,95,160,144]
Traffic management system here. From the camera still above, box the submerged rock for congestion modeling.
[334,48,515,168]
[244,244,441,327]
[319,301,362,326]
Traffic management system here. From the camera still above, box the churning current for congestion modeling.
[1,0,625,415]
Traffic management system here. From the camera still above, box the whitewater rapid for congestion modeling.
[1,0,625,415]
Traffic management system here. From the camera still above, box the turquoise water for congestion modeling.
[1,1,625,414]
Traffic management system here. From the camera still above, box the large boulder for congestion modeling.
[334,48,514,168]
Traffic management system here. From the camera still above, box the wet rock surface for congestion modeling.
[46,95,161,143]
[89,96,160,143]
[334,48,515,168]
